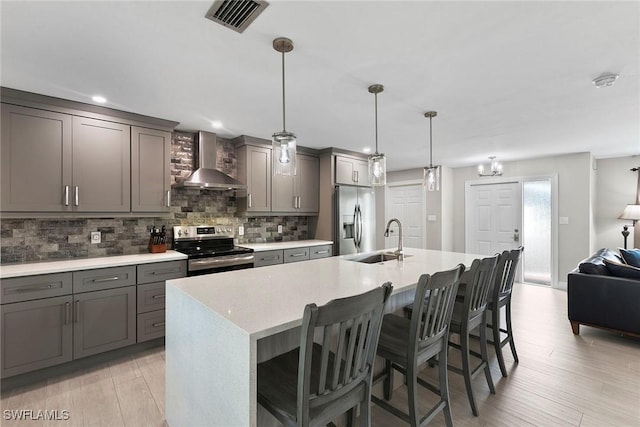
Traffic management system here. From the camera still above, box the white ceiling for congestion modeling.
[1,1,638,171]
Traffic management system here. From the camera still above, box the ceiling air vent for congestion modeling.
[205,0,269,33]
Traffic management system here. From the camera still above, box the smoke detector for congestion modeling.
[592,73,619,88]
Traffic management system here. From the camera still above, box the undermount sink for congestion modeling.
[347,252,412,264]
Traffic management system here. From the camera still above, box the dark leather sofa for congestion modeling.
[567,248,640,338]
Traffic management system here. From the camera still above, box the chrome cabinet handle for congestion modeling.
[74,300,80,323]
[15,284,53,292]
[166,190,171,208]
[74,186,79,206]
[64,185,70,206]
[289,252,307,257]
[248,193,253,208]
[260,256,280,261]
[315,250,329,254]
[91,276,120,283]
[64,302,71,325]
[152,321,166,328]
[152,294,165,300]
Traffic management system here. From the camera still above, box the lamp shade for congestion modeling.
[619,204,640,221]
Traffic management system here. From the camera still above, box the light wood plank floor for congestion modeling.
[1,283,639,426]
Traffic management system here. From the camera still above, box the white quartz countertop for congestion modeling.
[167,248,481,340]
[0,250,188,279]
[239,239,333,252]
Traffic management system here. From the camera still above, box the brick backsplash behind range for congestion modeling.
[0,132,310,264]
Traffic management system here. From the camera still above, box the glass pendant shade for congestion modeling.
[369,153,386,186]
[424,165,441,192]
[272,131,296,176]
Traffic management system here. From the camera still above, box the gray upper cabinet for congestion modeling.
[335,155,370,187]
[72,117,130,212]
[1,104,73,212]
[131,126,171,212]
[297,154,320,213]
[272,153,319,213]
[238,144,271,212]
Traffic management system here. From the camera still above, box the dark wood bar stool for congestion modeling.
[487,246,523,378]
[257,282,393,427]
[447,255,499,416]
[372,264,464,426]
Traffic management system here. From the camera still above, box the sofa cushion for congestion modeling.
[604,259,640,279]
[620,248,640,268]
[578,248,623,275]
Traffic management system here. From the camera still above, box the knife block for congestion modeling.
[149,239,167,254]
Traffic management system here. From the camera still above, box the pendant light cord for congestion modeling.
[374,92,379,154]
[281,50,286,132]
[429,115,433,167]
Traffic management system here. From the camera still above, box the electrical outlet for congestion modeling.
[238,226,244,236]
[277,225,283,234]
[91,231,101,244]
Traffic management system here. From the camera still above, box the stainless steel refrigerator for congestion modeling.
[334,185,376,255]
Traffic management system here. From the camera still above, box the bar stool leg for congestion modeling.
[493,305,508,378]
[506,300,519,363]
[480,318,496,394]
[460,330,479,416]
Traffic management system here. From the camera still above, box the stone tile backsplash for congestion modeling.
[0,132,310,265]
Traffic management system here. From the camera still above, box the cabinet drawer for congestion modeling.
[137,310,165,342]
[137,260,186,285]
[73,266,136,293]
[137,282,165,313]
[283,247,310,263]
[309,245,333,259]
[254,250,284,267]
[1,273,72,304]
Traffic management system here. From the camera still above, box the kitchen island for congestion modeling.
[165,248,482,427]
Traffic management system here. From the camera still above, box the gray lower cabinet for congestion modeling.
[254,250,284,267]
[309,245,332,259]
[0,261,186,378]
[1,295,73,378]
[73,286,136,359]
[284,247,310,263]
[136,260,186,343]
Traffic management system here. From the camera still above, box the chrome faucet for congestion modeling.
[384,218,404,261]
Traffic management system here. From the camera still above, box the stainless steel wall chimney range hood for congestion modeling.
[174,131,247,190]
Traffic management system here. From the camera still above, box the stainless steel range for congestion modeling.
[173,225,254,276]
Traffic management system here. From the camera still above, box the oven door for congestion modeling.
[187,253,254,276]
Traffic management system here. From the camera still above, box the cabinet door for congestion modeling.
[297,154,319,213]
[1,295,73,378]
[72,117,130,212]
[245,146,271,212]
[353,159,370,186]
[272,173,296,212]
[335,156,356,185]
[73,286,136,359]
[1,104,72,212]
[131,126,171,212]
[254,250,284,267]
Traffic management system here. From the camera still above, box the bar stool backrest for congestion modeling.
[493,247,524,303]
[463,255,500,323]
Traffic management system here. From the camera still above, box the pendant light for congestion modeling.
[423,111,440,191]
[272,37,296,176]
[368,84,386,186]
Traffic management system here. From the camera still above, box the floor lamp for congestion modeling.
[619,167,640,249]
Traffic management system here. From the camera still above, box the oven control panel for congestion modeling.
[173,225,235,240]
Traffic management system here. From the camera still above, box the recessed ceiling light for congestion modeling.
[91,95,107,103]
[211,120,223,129]
[592,73,619,88]
[363,147,371,154]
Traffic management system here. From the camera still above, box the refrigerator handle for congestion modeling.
[355,204,362,249]
[352,204,359,248]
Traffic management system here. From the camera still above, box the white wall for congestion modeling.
[452,152,593,284]
[595,156,640,250]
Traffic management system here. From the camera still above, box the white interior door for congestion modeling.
[385,183,425,249]
[465,181,522,256]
